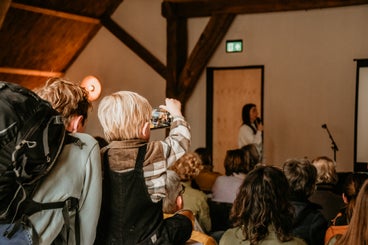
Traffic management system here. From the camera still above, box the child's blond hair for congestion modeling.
[98,91,152,141]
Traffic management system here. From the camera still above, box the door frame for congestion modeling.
[206,65,264,173]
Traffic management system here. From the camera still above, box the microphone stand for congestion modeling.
[322,124,339,162]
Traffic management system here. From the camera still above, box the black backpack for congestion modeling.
[0,81,80,244]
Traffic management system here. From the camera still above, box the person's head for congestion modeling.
[241,144,260,171]
[282,158,317,200]
[230,166,294,244]
[224,149,248,176]
[312,156,338,184]
[35,77,91,132]
[97,91,152,142]
[194,147,213,171]
[341,173,368,221]
[163,170,185,214]
[335,179,368,245]
[170,152,203,182]
[241,103,258,125]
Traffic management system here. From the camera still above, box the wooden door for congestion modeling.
[207,66,264,174]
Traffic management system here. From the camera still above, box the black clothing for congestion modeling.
[309,183,344,221]
[95,145,192,245]
[331,207,349,226]
[291,201,328,245]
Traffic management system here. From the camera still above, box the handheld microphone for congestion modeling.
[322,124,327,129]
[256,117,262,124]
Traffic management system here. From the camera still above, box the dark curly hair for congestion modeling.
[230,166,294,245]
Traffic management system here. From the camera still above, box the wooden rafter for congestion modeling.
[0,67,63,77]
[177,14,235,104]
[101,16,167,80]
[162,0,368,18]
[11,2,100,24]
[166,17,187,99]
[0,0,11,28]
[162,0,368,105]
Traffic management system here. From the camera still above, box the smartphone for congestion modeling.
[150,107,172,129]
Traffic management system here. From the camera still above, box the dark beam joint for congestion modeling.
[101,16,167,80]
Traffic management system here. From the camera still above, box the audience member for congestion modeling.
[212,147,258,204]
[283,159,328,245]
[30,77,102,244]
[241,144,259,171]
[238,103,263,160]
[327,179,368,245]
[309,156,344,221]
[163,170,217,245]
[170,152,212,234]
[194,147,222,195]
[220,166,307,245]
[324,172,368,244]
[96,91,192,244]
[35,77,91,133]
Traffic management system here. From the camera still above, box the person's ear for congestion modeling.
[176,195,183,210]
[342,193,348,204]
[68,115,84,133]
[140,122,150,140]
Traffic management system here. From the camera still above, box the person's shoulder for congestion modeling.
[289,237,308,245]
[72,132,98,145]
[292,201,327,227]
[239,124,251,131]
[326,234,342,245]
[220,227,246,245]
[214,175,229,182]
[62,133,99,161]
[190,230,217,245]
[187,186,207,198]
[304,202,327,222]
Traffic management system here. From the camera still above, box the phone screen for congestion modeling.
[150,108,172,129]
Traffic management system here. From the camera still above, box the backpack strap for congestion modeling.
[65,134,85,149]
[3,197,80,245]
[61,197,80,245]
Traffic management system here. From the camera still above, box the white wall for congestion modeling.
[66,1,368,172]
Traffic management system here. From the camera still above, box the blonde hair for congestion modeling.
[170,152,203,181]
[98,91,152,141]
[312,156,338,184]
[34,77,91,128]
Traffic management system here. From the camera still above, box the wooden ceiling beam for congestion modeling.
[162,0,368,18]
[166,17,188,99]
[177,14,235,104]
[0,0,11,28]
[102,16,167,80]
[0,67,63,77]
[10,2,100,24]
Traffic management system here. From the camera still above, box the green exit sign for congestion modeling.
[226,40,243,53]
